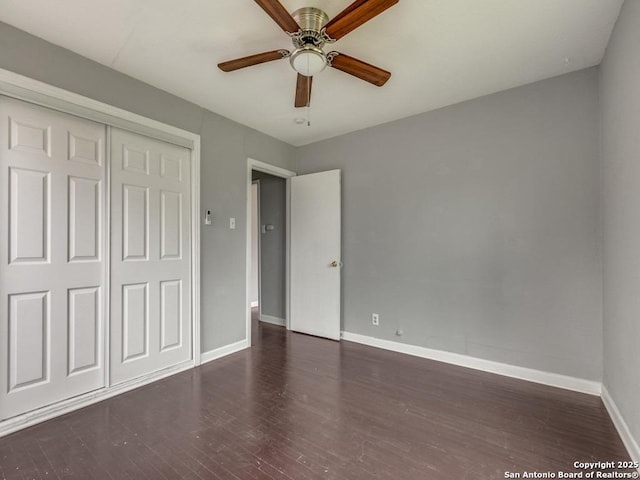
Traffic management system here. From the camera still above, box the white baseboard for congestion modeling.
[0,360,194,438]
[260,315,286,327]
[340,331,602,396]
[250,301,259,308]
[200,339,249,365]
[602,386,640,466]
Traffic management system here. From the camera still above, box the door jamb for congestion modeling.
[246,159,295,342]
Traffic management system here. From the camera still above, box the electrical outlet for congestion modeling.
[372,313,379,326]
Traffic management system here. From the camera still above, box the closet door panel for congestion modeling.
[68,286,101,375]
[8,291,49,391]
[110,128,191,385]
[68,176,101,262]
[0,97,106,420]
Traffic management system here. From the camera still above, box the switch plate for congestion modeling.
[229,217,236,229]
[204,210,212,225]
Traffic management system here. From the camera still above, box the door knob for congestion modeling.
[330,261,342,268]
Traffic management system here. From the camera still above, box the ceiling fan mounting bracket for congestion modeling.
[320,29,338,45]
[326,51,339,67]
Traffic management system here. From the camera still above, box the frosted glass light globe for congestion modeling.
[290,46,327,76]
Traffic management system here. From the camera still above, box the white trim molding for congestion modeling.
[260,315,286,327]
[341,331,602,396]
[602,386,640,466]
[200,339,250,365]
[0,69,198,148]
[191,137,202,366]
[0,361,194,438]
[249,158,297,179]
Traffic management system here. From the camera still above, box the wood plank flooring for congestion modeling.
[0,314,631,479]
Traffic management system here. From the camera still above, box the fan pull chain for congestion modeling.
[307,76,311,127]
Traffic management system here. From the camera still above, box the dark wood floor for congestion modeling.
[0,313,631,480]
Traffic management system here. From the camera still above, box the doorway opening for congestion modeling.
[251,172,287,338]
[250,180,260,312]
[246,159,342,345]
[246,159,296,345]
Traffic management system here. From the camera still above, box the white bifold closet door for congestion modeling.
[0,97,106,420]
[109,128,192,385]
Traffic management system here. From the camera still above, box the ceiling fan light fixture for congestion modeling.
[290,46,327,77]
[218,0,397,107]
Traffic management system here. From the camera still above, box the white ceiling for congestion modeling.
[0,0,623,146]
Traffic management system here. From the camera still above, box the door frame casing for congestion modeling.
[246,159,295,339]
[0,68,201,437]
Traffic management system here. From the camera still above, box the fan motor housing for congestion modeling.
[291,7,329,48]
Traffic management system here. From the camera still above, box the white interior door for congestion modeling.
[0,96,106,419]
[110,128,192,385]
[290,170,341,340]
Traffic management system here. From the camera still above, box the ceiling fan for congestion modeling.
[218,0,399,108]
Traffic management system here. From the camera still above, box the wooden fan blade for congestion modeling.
[329,53,391,86]
[295,74,313,108]
[218,50,288,72]
[324,0,399,41]
[254,0,300,34]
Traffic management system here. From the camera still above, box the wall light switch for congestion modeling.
[204,210,212,225]
[229,217,236,229]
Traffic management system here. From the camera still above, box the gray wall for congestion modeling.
[600,0,640,451]
[297,68,602,380]
[0,22,296,352]
[252,172,287,320]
